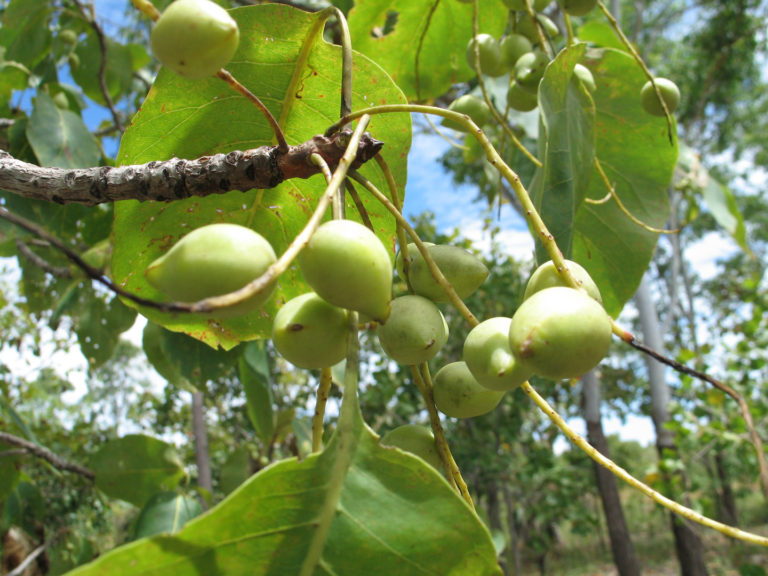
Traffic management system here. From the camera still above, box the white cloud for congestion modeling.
[684,231,739,280]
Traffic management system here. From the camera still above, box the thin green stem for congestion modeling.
[216,69,289,153]
[522,381,768,548]
[595,0,675,144]
[373,155,411,290]
[349,171,479,327]
[312,368,333,453]
[318,7,353,119]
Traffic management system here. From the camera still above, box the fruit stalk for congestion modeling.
[312,367,333,453]
[522,381,768,547]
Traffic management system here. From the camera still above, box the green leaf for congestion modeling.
[348,0,507,100]
[90,434,186,507]
[530,43,595,261]
[71,29,134,106]
[158,329,240,387]
[66,415,501,576]
[0,0,52,70]
[74,291,137,368]
[143,321,191,387]
[113,4,410,349]
[576,21,627,52]
[239,343,275,444]
[27,92,101,168]
[1,480,44,535]
[133,492,204,540]
[573,48,676,317]
[219,446,252,495]
[0,443,21,501]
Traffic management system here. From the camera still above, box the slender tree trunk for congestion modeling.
[582,371,642,576]
[635,277,709,576]
[502,483,522,576]
[192,391,212,507]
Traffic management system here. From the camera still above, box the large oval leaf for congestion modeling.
[67,414,501,575]
[573,48,676,317]
[114,4,411,349]
[348,0,508,101]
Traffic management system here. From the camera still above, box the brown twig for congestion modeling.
[627,338,768,503]
[15,238,73,278]
[0,431,94,480]
[0,132,383,205]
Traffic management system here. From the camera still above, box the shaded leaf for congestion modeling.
[90,434,186,507]
[219,446,252,495]
[27,92,100,168]
[348,0,507,101]
[133,492,204,540]
[143,321,190,387]
[0,0,52,69]
[74,291,137,368]
[1,480,44,535]
[239,342,275,444]
[0,443,21,501]
[530,43,595,261]
[573,48,676,317]
[67,409,501,576]
[113,4,410,349]
[158,329,240,387]
[71,30,134,106]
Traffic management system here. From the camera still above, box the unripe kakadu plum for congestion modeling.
[380,425,442,471]
[514,51,550,93]
[500,34,533,70]
[272,293,348,370]
[298,220,393,323]
[433,362,505,419]
[507,80,539,112]
[465,34,506,77]
[640,77,680,117]
[396,243,489,303]
[516,13,560,41]
[145,223,276,317]
[150,0,240,79]
[509,287,612,380]
[377,295,448,365]
[574,64,597,92]
[442,95,491,132]
[558,0,597,16]
[464,317,533,391]
[523,259,602,303]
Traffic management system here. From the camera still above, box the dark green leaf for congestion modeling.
[158,329,240,387]
[142,321,190,387]
[531,43,595,261]
[75,292,137,368]
[133,492,204,539]
[239,344,275,444]
[90,434,186,507]
[219,446,252,495]
[0,443,21,501]
[27,92,100,168]
[348,0,507,100]
[0,0,52,69]
[1,480,44,535]
[71,29,134,106]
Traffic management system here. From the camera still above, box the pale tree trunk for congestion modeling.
[635,276,709,576]
[582,371,641,576]
[192,390,213,508]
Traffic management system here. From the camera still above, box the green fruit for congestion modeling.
[377,295,448,365]
[396,243,489,303]
[151,0,240,79]
[514,51,550,93]
[380,425,442,470]
[442,95,492,132]
[509,287,612,380]
[500,34,533,69]
[558,0,597,16]
[507,80,539,111]
[465,34,506,77]
[298,220,393,323]
[523,259,602,303]
[145,223,276,317]
[52,92,70,110]
[516,13,560,40]
[641,77,680,116]
[574,64,596,92]
[272,293,348,369]
[60,29,78,45]
[433,362,505,418]
[464,317,533,391]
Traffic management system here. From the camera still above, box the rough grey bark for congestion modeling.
[192,391,212,508]
[635,276,709,576]
[0,131,383,205]
[582,371,641,576]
